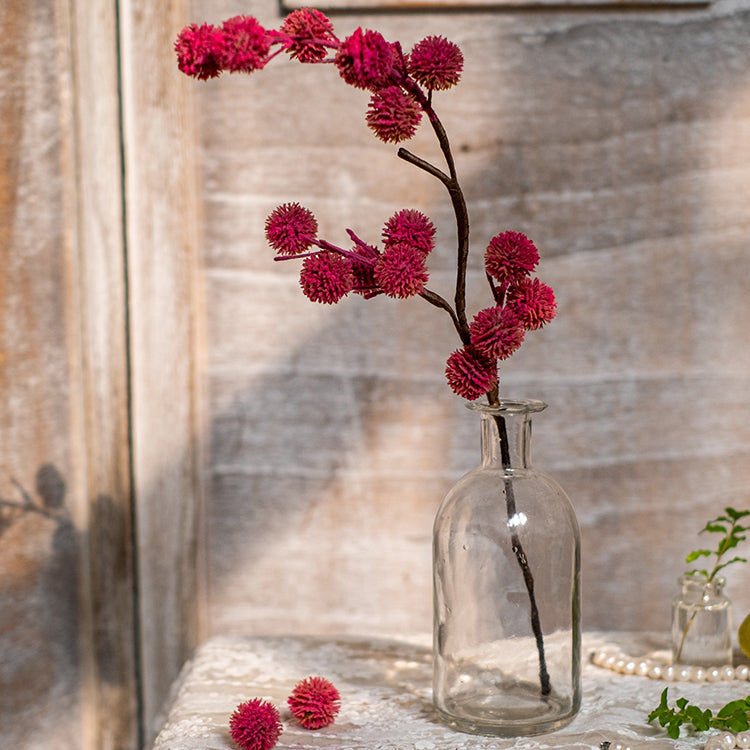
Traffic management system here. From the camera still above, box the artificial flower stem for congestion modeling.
[494,412,552,697]
[419,288,467,344]
[397,145,470,336]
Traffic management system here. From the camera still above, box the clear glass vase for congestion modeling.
[432,399,581,736]
[671,573,733,666]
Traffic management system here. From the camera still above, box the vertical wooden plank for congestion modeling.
[117,0,207,744]
[57,0,139,748]
[0,2,85,748]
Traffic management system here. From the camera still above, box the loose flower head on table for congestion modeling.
[175,8,557,405]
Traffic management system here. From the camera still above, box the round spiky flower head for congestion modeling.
[469,306,526,360]
[265,203,318,256]
[445,345,498,400]
[335,28,394,89]
[506,277,557,330]
[374,243,428,298]
[408,35,464,91]
[220,16,271,73]
[382,209,436,256]
[484,231,539,285]
[288,676,341,729]
[366,86,422,144]
[229,698,282,750]
[299,252,354,304]
[280,8,337,63]
[174,23,224,80]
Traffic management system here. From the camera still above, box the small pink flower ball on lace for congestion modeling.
[469,306,526,360]
[366,86,423,144]
[265,203,318,256]
[280,8,337,63]
[288,676,341,730]
[229,698,283,750]
[445,346,498,401]
[408,35,464,91]
[220,16,271,73]
[174,23,224,80]
[506,277,557,330]
[484,231,539,285]
[300,252,354,304]
[374,243,428,298]
[382,209,436,256]
[335,27,394,89]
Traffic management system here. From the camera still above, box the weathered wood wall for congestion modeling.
[1,1,204,748]
[193,0,750,639]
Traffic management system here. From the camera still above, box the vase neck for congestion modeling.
[479,410,534,469]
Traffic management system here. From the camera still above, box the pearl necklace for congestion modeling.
[704,731,750,750]
[590,646,750,683]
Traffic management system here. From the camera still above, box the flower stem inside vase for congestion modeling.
[494,413,552,696]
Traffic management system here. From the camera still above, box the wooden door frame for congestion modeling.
[58,1,206,747]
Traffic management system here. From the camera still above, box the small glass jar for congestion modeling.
[671,573,732,666]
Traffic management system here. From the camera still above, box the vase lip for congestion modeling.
[466,398,548,415]
[678,571,727,587]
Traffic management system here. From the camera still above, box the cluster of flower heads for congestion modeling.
[175,8,463,144]
[176,9,557,403]
[266,203,434,302]
[266,203,555,400]
[448,231,556,399]
[229,676,340,750]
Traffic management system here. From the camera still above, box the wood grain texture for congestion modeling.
[118,1,207,744]
[192,0,750,639]
[58,0,138,747]
[0,2,84,749]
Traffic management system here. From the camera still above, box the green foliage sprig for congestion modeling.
[648,688,750,739]
[684,507,750,582]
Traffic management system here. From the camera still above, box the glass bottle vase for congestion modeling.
[433,399,581,736]
[671,573,733,666]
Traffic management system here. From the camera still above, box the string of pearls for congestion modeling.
[590,646,750,683]
[704,731,750,750]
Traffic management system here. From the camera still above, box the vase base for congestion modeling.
[435,685,579,737]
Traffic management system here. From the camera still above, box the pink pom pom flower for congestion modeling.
[229,698,283,750]
[484,231,539,285]
[408,35,464,91]
[445,346,498,401]
[382,209,436,256]
[506,277,557,330]
[335,28,394,89]
[265,203,318,256]
[174,23,224,80]
[280,8,337,63]
[288,676,341,730]
[374,243,428,298]
[220,16,271,74]
[469,306,526,360]
[299,252,354,304]
[366,86,422,143]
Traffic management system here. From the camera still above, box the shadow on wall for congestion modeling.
[0,464,81,747]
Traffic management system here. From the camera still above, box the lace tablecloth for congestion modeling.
[151,632,750,750]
